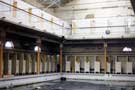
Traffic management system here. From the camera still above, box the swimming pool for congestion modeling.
[3,81,135,90]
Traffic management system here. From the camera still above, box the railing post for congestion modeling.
[28,8,32,23]
[13,1,17,17]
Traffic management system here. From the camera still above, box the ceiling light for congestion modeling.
[5,41,14,49]
[123,47,132,52]
[34,46,41,52]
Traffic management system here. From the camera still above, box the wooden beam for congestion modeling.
[104,42,107,74]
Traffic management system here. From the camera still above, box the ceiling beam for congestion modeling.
[130,0,135,13]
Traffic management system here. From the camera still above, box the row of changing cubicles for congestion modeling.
[3,51,60,75]
[3,50,135,75]
[65,56,135,74]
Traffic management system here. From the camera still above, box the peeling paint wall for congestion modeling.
[54,0,134,23]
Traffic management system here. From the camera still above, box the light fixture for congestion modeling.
[34,46,41,52]
[123,47,132,52]
[105,30,110,35]
[5,41,14,49]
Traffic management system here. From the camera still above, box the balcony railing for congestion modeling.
[0,0,70,37]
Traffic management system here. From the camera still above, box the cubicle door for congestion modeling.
[44,55,47,73]
[128,56,135,73]
[107,62,110,73]
[41,55,46,73]
[47,55,51,72]
[35,61,37,73]
[117,56,127,74]
[67,56,75,73]
[126,62,132,74]
[40,61,43,73]
[31,54,36,74]
[3,52,8,75]
[98,56,103,73]
[16,59,19,74]
[49,56,52,72]
[89,56,95,73]
[29,58,32,73]
[84,56,90,73]
[66,56,71,72]
[8,59,12,75]
[80,56,84,73]
[51,56,55,72]
[75,56,80,72]
[26,54,32,74]
[19,53,24,74]
[94,61,100,73]
[4,53,12,75]
[29,54,32,74]
[46,55,49,72]
[115,61,121,74]
[23,59,26,74]
[94,56,101,73]
[12,53,17,75]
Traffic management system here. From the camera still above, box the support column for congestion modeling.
[60,43,63,73]
[0,31,5,78]
[104,42,107,74]
[36,38,41,74]
[0,37,3,78]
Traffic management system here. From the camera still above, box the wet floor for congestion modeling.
[2,81,135,90]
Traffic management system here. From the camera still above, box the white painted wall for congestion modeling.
[54,0,134,22]
[68,15,135,39]
[0,0,135,39]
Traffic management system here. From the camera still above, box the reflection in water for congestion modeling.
[2,81,135,90]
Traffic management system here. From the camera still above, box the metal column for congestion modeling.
[104,42,107,74]
[60,43,63,73]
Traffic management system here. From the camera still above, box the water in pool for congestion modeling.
[2,81,135,90]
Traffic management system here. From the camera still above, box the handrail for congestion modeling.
[72,24,135,29]
[0,0,65,28]
[4,48,58,55]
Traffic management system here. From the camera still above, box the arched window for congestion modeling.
[85,14,94,19]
